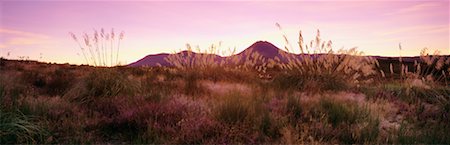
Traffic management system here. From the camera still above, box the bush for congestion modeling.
[272,73,303,90]
[45,68,76,96]
[22,70,46,88]
[98,96,217,144]
[0,58,5,68]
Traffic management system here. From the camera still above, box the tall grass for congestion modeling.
[164,43,269,79]
[0,109,46,143]
[215,92,249,124]
[274,24,377,91]
[69,28,124,67]
[64,69,139,104]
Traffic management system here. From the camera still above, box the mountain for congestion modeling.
[128,41,285,67]
[128,41,449,67]
[128,53,170,67]
[235,41,285,59]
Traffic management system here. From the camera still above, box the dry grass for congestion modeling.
[69,28,125,67]
[0,27,449,143]
[273,24,377,92]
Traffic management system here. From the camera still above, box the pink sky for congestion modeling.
[1,0,449,65]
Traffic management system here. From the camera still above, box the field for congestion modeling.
[1,43,449,144]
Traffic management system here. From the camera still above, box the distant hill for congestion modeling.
[234,41,286,59]
[128,41,448,67]
[128,53,170,67]
[128,41,287,67]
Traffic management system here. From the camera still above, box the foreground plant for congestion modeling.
[0,109,46,143]
[69,28,125,67]
[274,24,377,91]
[164,42,269,79]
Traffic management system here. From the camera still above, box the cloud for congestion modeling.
[0,28,49,39]
[7,37,46,45]
[377,25,449,36]
[0,28,53,48]
[385,2,440,16]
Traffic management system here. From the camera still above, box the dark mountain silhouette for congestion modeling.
[128,53,171,67]
[235,41,285,59]
[128,41,286,67]
[128,41,440,67]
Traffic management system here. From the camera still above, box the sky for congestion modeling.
[1,0,449,65]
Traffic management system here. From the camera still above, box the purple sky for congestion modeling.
[1,0,449,65]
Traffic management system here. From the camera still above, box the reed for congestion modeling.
[69,28,124,67]
[274,24,377,90]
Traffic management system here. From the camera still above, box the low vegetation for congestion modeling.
[0,29,449,144]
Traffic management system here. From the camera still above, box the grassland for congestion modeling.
[1,51,449,144]
[1,30,449,144]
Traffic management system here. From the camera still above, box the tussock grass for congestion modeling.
[1,24,449,144]
[275,24,377,92]
[315,97,379,143]
[286,95,303,120]
[215,92,249,124]
[319,97,369,127]
[64,69,139,104]
[165,43,268,81]
[0,109,46,144]
[69,28,125,67]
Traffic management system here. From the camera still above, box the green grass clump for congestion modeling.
[286,95,302,120]
[0,109,46,143]
[0,82,5,105]
[64,69,139,104]
[183,71,205,96]
[318,97,379,143]
[396,122,450,144]
[319,98,364,127]
[215,92,249,124]
[383,82,450,103]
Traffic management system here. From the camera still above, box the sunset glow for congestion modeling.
[1,1,449,65]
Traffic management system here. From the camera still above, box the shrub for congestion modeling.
[0,58,5,68]
[22,70,46,88]
[99,96,217,144]
[272,73,303,90]
[45,68,76,96]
